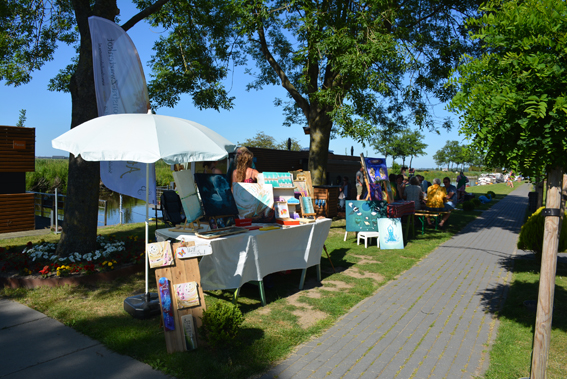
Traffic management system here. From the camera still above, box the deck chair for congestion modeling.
[161,190,186,227]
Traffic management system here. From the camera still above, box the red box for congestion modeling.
[276,218,300,226]
[235,218,252,227]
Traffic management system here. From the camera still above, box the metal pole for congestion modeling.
[55,188,60,234]
[145,163,150,298]
[119,194,123,224]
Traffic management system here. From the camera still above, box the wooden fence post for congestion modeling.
[530,167,564,379]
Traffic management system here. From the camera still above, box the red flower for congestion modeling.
[39,266,50,275]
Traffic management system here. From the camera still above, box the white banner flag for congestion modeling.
[89,16,156,204]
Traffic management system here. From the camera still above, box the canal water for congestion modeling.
[99,193,162,226]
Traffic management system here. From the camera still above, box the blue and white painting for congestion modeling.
[378,218,404,249]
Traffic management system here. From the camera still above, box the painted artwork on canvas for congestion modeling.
[174,282,200,309]
[232,183,275,222]
[363,157,388,201]
[194,173,238,217]
[158,277,175,331]
[275,202,289,218]
[345,200,387,232]
[147,241,174,268]
[378,218,404,249]
[301,196,315,215]
[172,170,203,223]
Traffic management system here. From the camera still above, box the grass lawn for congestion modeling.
[2,182,561,379]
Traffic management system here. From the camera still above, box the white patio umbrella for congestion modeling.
[52,112,236,312]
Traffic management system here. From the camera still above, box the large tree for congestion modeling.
[371,128,427,167]
[148,0,482,185]
[448,0,567,377]
[1,0,232,256]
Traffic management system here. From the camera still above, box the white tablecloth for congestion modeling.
[155,219,332,291]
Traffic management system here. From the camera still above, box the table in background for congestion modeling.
[155,219,332,305]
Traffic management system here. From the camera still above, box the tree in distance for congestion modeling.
[371,128,427,168]
[238,131,302,151]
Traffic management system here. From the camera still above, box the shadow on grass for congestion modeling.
[477,259,567,333]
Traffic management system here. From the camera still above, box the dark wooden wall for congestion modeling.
[0,126,35,232]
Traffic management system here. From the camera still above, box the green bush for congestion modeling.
[462,200,475,211]
[200,302,244,349]
[486,190,496,199]
[517,206,567,260]
[472,198,481,207]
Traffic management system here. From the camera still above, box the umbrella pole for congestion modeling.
[145,163,150,301]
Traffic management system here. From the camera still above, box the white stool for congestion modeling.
[357,231,380,248]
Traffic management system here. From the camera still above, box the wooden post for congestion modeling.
[536,180,545,208]
[530,167,564,379]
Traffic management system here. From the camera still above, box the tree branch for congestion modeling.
[256,24,311,117]
[121,0,170,31]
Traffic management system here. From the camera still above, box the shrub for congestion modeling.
[486,190,496,199]
[200,302,244,349]
[462,200,475,211]
[517,206,567,261]
[472,198,481,207]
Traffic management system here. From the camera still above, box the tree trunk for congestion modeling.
[530,166,564,379]
[409,155,414,169]
[307,110,332,186]
[56,0,117,256]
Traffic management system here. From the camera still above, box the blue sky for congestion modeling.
[0,3,466,169]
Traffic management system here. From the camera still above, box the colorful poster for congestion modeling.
[378,218,404,249]
[174,282,200,309]
[364,157,388,201]
[158,277,175,331]
[345,200,387,232]
[172,170,204,223]
[193,174,238,217]
[147,241,174,268]
[232,183,275,222]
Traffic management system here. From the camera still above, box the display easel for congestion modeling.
[154,241,207,353]
[169,216,204,233]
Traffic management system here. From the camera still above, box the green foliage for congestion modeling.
[372,128,427,166]
[390,162,401,174]
[238,131,302,151]
[448,0,567,177]
[0,0,76,86]
[27,159,69,193]
[148,0,482,184]
[472,198,481,207]
[200,302,244,349]
[16,109,26,127]
[462,200,475,211]
[517,207,567,259]
[486,191,496,198]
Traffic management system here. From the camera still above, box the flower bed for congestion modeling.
[0,235,145,279]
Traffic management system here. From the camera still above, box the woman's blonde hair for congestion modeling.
[235,147,253,183]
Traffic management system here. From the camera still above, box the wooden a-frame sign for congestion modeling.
[154,241,207,353]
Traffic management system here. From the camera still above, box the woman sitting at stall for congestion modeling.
[424,178,452,228]
[231,147,259,188]
[403,176,424,210]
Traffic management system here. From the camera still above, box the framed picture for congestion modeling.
[193,173,238,217]
[232,182,275,222]
[172,170,203,223]
[378,218,404,249]
[363,157,388,201]
[345,200,387,232]
[208,218,218,230]
[216,217,226,228]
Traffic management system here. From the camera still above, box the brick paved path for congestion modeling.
[261,184,530,379]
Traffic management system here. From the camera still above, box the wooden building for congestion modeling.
[0,126,35,233]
